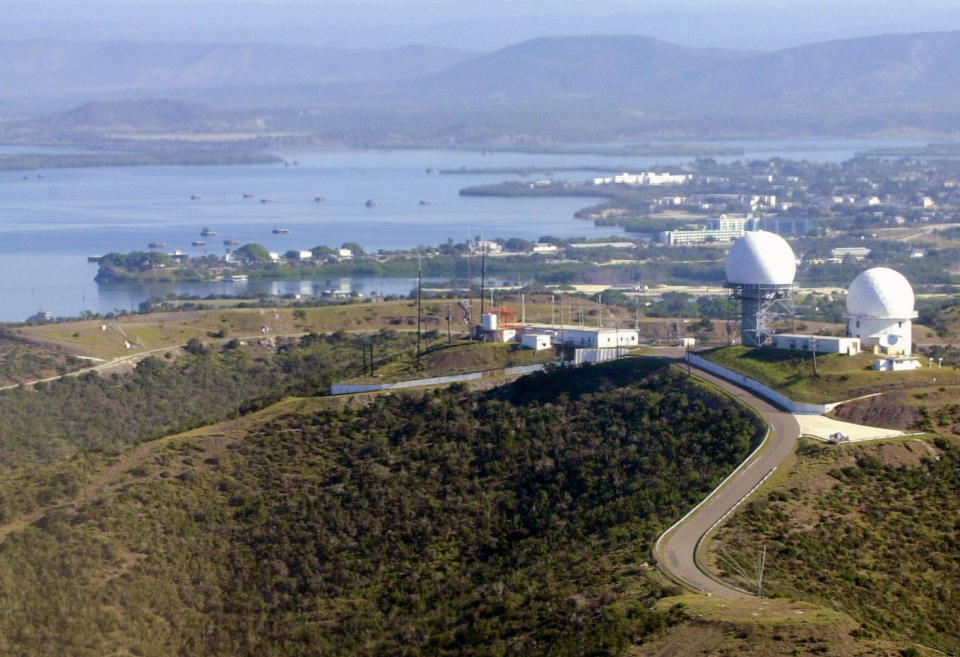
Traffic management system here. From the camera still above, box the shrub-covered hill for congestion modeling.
[0,361,761,656]
[710,437,960,653]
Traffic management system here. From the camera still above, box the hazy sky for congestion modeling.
[3,0,960,51]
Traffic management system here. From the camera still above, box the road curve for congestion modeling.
[652,348,800,599]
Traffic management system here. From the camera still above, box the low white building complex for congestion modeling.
[844,267,917,356]
[522,325,639,348]
[772,334,861,355]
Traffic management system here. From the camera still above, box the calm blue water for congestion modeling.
[0,140,926,321]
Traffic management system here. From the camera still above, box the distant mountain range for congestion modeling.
[5,32,960,141]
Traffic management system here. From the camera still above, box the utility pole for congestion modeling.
[445,305,452,344]
[811,337,819,376]
[416,254,423,371]
[757,545,767,601]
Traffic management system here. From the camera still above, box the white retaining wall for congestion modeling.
[685,353,828,415]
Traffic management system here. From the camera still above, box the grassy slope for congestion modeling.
[16,299,561,360]
[702,345,960,404]
[0,360,765,656]
[708,435,960,653]
[346,340,560,383]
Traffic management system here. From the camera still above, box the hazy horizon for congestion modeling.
[3,0,960,52]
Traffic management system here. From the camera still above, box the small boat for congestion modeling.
[190,194,201,200]
[419,200,431,206]
[365,199,376,207]
[314,196,326,202]
[260,198,272,204]
[242,193,254,199]
[148,241,166,249]
[201,228,217,236]
[226,274,248,282]
[272,228,290,234]
[223,239,241,246]
[191,240,207,247]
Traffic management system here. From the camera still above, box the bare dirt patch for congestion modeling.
[832,392,916,430]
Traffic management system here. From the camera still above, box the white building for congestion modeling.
[660,214,748,246]
[593,171,689,186]
[474,240,502,254]
[844,267,917,356]
[772,334,861,355]
[532,243,559,254]
[523,325,638,348]
[521,333,552,351]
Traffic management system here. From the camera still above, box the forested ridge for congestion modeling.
[0,360,761,655]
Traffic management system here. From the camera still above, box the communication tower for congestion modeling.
[724,231,797,347]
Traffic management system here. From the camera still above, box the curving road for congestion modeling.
[651,348,800,599]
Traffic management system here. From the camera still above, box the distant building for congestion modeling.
[754,216,815,236]
[659,214,747,246]
[473,240,502,254]
[831,247,871,261]
[337,248,354,260]
[593,171,689,186]
[532,243,559,254]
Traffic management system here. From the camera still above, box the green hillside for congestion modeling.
[701,345,960,404]
[0,361,761,656]
[709,436,960,653]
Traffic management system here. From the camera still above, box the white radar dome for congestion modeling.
[725,231,797,286]
[845,267,916,319]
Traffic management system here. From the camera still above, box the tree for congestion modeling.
[504,238,534,252]
[233,243,273,264]
[311,245,335,259]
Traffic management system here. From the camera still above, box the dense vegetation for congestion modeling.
[714,438,960,652]
[0,360,761,656]
[0,329,85,386]
[0,330,408,520]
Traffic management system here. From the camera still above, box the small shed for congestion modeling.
[521,333,552,351]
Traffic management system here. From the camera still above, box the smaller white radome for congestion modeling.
[725,230,797,286]
[846,267,916,319]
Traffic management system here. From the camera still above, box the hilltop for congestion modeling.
[7,31,960,142]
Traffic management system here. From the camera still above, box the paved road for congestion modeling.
[652,348,800,598]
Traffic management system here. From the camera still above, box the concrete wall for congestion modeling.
[686,353,828,415]
[330,362,556,396]
[573,347,628,365]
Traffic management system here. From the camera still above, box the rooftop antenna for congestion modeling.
[480,241,487,318]
[466,229,473,336]
[521,293,526,324]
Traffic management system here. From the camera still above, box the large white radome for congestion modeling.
[725,231,797,286]
[846,267,916,319]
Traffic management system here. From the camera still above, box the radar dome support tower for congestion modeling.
[724,231,797,348]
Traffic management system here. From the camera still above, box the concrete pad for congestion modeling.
[795,414,906,443]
